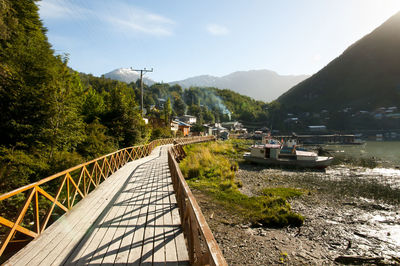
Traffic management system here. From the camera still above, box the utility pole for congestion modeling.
[131,67,153,116]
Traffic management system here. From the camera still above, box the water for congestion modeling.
[325,141,400,252]
[327,141,400,167]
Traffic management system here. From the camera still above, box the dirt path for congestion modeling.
[192,164,400,265]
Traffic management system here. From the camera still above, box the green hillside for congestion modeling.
[278,11,400,112]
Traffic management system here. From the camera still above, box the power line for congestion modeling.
[131,67,153,116]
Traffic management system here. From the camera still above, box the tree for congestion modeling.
[191,123,204,133]
[102,83,147,147]
[172,94,186,116]
[164,98,172,125]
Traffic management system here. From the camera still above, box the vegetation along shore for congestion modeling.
[180,140,400,265]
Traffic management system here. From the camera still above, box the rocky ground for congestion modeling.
[192,163,400,265]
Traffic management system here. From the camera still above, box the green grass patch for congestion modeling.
[261,187,303,199]
[180,140,304,227]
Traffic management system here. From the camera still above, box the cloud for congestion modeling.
[38,1,88,20]
[206,24,229,36]
[105,7,175,37]
[38,0,175,37]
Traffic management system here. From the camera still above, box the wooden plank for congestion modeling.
[88,167,136,265]
[113,177,148,264]
[8,160,130,265]
[74,164,149,265]
[101,161,152,264]
[127,164,156,264]
[138,163,158,265]
[54,166,146,264]
[161,166,179,266]
[22,160,139,266]
[153,164,167,264]
[62,154,159,265]
[42,156,157,265]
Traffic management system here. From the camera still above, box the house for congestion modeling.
[177,121,191,136]
[171,120,179,134]
[221,121,243,131]
[179,115,197,124]
[210,123,227,136]
[202,124,213,136]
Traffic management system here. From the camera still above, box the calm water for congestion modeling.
[327,141,400,167]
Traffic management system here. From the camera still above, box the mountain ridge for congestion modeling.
[278,11,400,112]
[169,69,309,102]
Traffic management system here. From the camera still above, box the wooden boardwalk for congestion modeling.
[6,146,189,265]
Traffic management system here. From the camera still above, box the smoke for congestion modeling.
[164,86,232,120]
[200,89,231,120]
[214,94,231,120]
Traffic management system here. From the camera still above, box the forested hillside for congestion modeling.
[278,11,400,112]
[0,0,149,195]
[0,0,274,196]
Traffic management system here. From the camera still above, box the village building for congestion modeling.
[179,115,197,124]
[221,121,244,131]
[170,120,179,135]
[177,121,191,136]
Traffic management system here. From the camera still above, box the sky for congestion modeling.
[38,0,400,82]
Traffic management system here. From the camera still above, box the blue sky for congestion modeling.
[39,0,400,82]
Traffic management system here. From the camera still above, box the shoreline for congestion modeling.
[192,163,400,265]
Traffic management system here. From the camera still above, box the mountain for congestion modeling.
[104,68,155,85]
[278,12,400,112]
[169,70,309,102]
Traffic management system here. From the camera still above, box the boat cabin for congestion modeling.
[250,144,318,161]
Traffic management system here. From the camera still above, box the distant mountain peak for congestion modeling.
[104,68,155,85]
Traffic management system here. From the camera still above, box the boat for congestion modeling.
[275,134,366,146]
[243,138,334,169]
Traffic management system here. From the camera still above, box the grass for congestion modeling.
[180,140,304,227]
[261,187,303,199]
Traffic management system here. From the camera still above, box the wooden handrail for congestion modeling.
[0,136,211,258]
[168,138,228,266]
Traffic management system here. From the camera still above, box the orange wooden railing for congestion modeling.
[168,140,228,266]
[0,136,212,258]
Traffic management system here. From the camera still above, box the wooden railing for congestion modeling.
[0,136,212,258]
[168,139,228,266]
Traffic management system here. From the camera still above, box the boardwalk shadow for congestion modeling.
[62,147,188,265]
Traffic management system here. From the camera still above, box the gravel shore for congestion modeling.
[192,163,400,265]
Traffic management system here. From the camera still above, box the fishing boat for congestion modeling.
[243,138,333,169]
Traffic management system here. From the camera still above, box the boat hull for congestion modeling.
[243,153,333,169]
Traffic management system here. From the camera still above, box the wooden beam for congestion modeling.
[36,186,69,213]
[0,217,38,239]
[39,176,68,233]
[0,188,36,256]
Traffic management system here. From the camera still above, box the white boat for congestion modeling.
[243,142,334,169]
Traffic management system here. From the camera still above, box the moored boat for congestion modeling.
[243,142,334,169]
